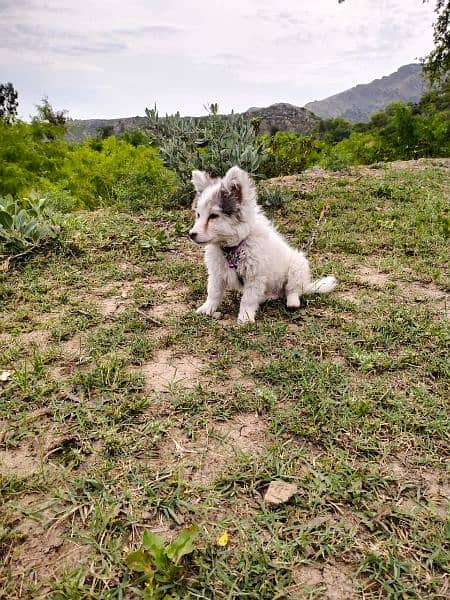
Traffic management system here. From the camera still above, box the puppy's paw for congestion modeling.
[196,302,216,316]
[237,311,255,324]
[286,293,300,308]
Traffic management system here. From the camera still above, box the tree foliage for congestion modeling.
[423,0,450,85]
[0,82,18,124]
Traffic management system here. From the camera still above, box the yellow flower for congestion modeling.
[216,531,229,547]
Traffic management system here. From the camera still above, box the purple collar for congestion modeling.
[222,239,245,269]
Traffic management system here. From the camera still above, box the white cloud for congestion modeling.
[0,0,436,119]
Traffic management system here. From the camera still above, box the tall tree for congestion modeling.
[423,0,450,85]
[0,82,18,124]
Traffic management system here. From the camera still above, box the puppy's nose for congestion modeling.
[189,231,198,240]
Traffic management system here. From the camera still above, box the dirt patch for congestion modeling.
[140,350,205,392]
[356,265,390,286]
[336,289,361,304]
[0,332,14,350]
[141,280,191,321]
[88,281,135,318]
[420,470,450,503]
[219,367,254,389]
[20,329,50,350]
[0,445,42,477]
[195,413,269,483]
[386,456,449,516]
[400,280,449,318]
[61,333,86,359]
[11,524,86,595]
[290,563,356,599]
[147,413,270,485]
[149,291,190,320]
[117,260,142,274]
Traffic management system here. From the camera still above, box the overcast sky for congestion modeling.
[0,0,436,120]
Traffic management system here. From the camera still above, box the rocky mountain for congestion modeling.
[66,116,148,141]
[304,64,428,122]
[244,103,320,135]
[66,64,429,140]
[67,104,320,141]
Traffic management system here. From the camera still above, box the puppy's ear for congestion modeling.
[220,166,252,214]
[220,183,241,215]
[223,166,248,193]
[191,170,214,193]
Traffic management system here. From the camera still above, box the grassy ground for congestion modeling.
[0,159,449,599]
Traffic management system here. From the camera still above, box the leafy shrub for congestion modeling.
[319,132,381,169]
[0,120,66,197]
[47,136,177,210]
[258,186,294,210]
[146,104,265,203]
[0,196,60,259]
[261,132,318,177]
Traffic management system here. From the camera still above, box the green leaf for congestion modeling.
[0,211,13,229]
[23,220,38,238]
[142,530,169,571]
[125,550,152,573]
[15,209,27,228]
[142,529,165,552]
[165,524,199,565]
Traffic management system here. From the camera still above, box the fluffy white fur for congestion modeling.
[189,166,337,323]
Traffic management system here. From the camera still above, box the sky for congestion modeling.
[0,0,436,120]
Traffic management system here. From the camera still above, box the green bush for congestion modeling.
[0,120,66,197]
[47,136,177,210]
[261,132,318,177]
[0,196,60,259]
[319,132,381,169]
[146,104,265,203]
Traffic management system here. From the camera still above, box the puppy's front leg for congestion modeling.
[238,284,265,324]
[197,273,225,316]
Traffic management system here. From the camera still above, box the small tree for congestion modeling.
[35,97,67,126]
[32,98,68,141]
[0,82,18,124]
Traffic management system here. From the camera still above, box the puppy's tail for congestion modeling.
[305,276,337,295]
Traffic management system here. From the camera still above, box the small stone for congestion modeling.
[212,311,223,320]
[0,370,12,383]
[264,480,298,505]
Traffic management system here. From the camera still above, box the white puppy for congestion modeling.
[189,166,337,323]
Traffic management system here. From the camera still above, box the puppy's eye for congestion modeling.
[208,214,219,220]
[196,212,200,218]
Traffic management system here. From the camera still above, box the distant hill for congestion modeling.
[244,103,320,135]
[67,104,320,141]
[304,64,428,122]
[66,116,148,141]
[66,64,429,140]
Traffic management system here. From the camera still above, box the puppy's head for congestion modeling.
[189,166,256,246]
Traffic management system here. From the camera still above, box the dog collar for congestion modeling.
[222,239,245,269]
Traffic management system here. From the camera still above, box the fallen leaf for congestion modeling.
[264,480,298,505]
[216,531,229,547]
